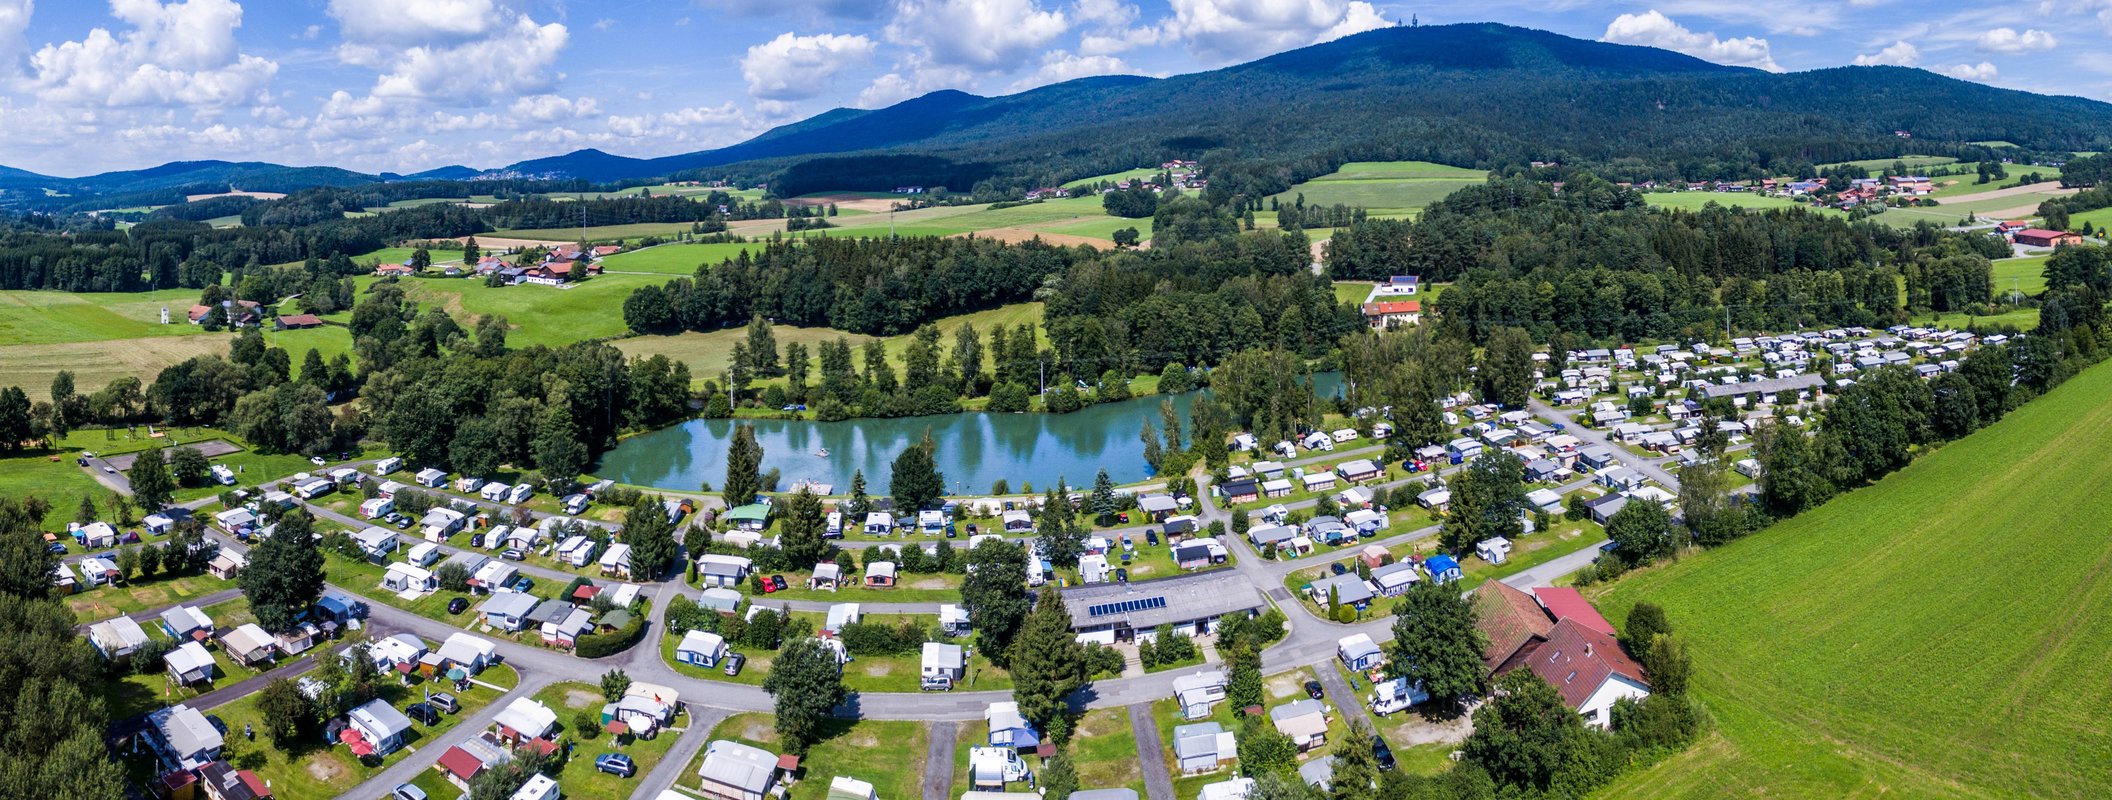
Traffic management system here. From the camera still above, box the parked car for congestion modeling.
[770,574,788,592]
[447,597,469,615]
[1118,512,1130,523]
[595,753,636,778]
[391,785,428,800]
[469,532,484,548]
[758,577,777,594]
[1304,680,1325,700]
[1329,562,1348,576]
[309,456,327,466]
[45,542,65,555]
[723,652,747,676]
[965,524,978,536]
[501,548,524,561]
[429,693,459,714]
[405,703,440,726]
[1114,568,1128,583]
[508,576,533,593]
[1373,738,1397,771]
[1145,530,1159,546]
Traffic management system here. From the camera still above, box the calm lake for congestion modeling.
[597,374,1344,494]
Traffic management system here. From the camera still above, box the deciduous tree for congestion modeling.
[1386,579,1487,718]
[762,637,846,754]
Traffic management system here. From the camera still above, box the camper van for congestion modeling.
[1370,676,1429,716]
[968,747,1033,790]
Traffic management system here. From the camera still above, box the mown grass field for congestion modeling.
[345,272,660,347]
[1819,155,1959,172]
[1642,192,1833,214]
[1593,358,2112,799]
[614,302,1043,385]
[595,242,764,275]
[1267,161,1487,214]
[2069,206,2112,233]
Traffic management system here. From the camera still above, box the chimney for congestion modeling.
[1583,642,1594,658]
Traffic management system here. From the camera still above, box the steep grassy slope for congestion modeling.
[1596,359,2112,799]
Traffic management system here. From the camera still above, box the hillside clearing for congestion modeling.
[1595,357,2112,799]
[1266,160,1487,215]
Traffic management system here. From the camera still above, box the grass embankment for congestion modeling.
[1267,161,1487,217]
[1593,357,2112,798]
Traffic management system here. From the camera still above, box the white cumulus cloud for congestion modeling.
[508,94,600,122]
[1602,10,1782,72]
[740,32,877,101]
[885,0,1069,71]
[326,0,494,41]
[1163,0,1391,61]
[1942,61,1998,81]
[24,0,277,108]
[356,14,569,103]
[1010,49,1134,90]
[1978,27,2057,53]
[1854,40,1920,67]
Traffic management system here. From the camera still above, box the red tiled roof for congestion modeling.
[437,745,485,779]
[1514,617,1648,710]
[1473,582,1555,672]
[2014,229,2073,239]
[1532,587,1616,636]
[239,770,272,798]
[1362,301,1421,315]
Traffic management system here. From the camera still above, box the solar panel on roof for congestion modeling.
[1087,596,1167,618]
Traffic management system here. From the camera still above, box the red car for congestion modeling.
[758,577,778,594]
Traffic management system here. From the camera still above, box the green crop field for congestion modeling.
[1064,167,1164,189]
[615,302,1043,384]
[1307,160,1488,181]
[1594,358,2112,799]
[2069,206,2112,233]
[1820,155,1959,172]
[500,221,698,241]
[354,273,658,348]
[595,242,764,275]
[1991,256,2050,297]
[1642,192,1833,214]
[1267,161,1487,214]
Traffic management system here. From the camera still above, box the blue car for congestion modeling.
[595,753,636,777]
[509,576,534,593]
[46,542,66,555]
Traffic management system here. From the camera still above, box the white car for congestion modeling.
[310,456,327,466]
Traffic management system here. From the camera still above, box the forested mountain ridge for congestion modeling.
[506,23,2112,195]
[6,23,2111,200]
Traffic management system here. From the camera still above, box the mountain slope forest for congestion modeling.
[4,23,2111,210]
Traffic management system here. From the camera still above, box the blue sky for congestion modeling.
[0,0,2103,177]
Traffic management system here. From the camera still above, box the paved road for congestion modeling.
[637,704,723,800]
[1527,397,1682,490]
[922,722,959,800]
[1313,661,1373,736]
[1129,702,1175,800]
[345,673,552,799]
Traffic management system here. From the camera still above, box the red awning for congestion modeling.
[605,720,629,735]
[395,661,416,674]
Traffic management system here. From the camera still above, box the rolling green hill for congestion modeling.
[1595,358,2112,798]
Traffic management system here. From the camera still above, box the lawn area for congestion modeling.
[0,287,210,345]
[1819,155,1959,172]
[347,272,659,348]
[0,426,338,531]
[65,572,234,620]
[501,222,702,241]
[1267,161,1487,214]
[781,610,1014,692]
[759,569,964,604]
[2069,205,2112,233]
[212,671,507,800]
[529,681,685,799]
[1991,255,2050,298]
[595,242,764,275]
[614,301,1043,388]
[1333,281,1375,306]
[1641,192,1833,214]
[1592,357,2112,798]
[658,627,771,686]
[946,707,1145,796]
[696,713,929,800]
[1064,167,1165,188]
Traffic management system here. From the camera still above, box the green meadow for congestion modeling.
[1267,160,1488,215]
[1596,358,2112,799]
